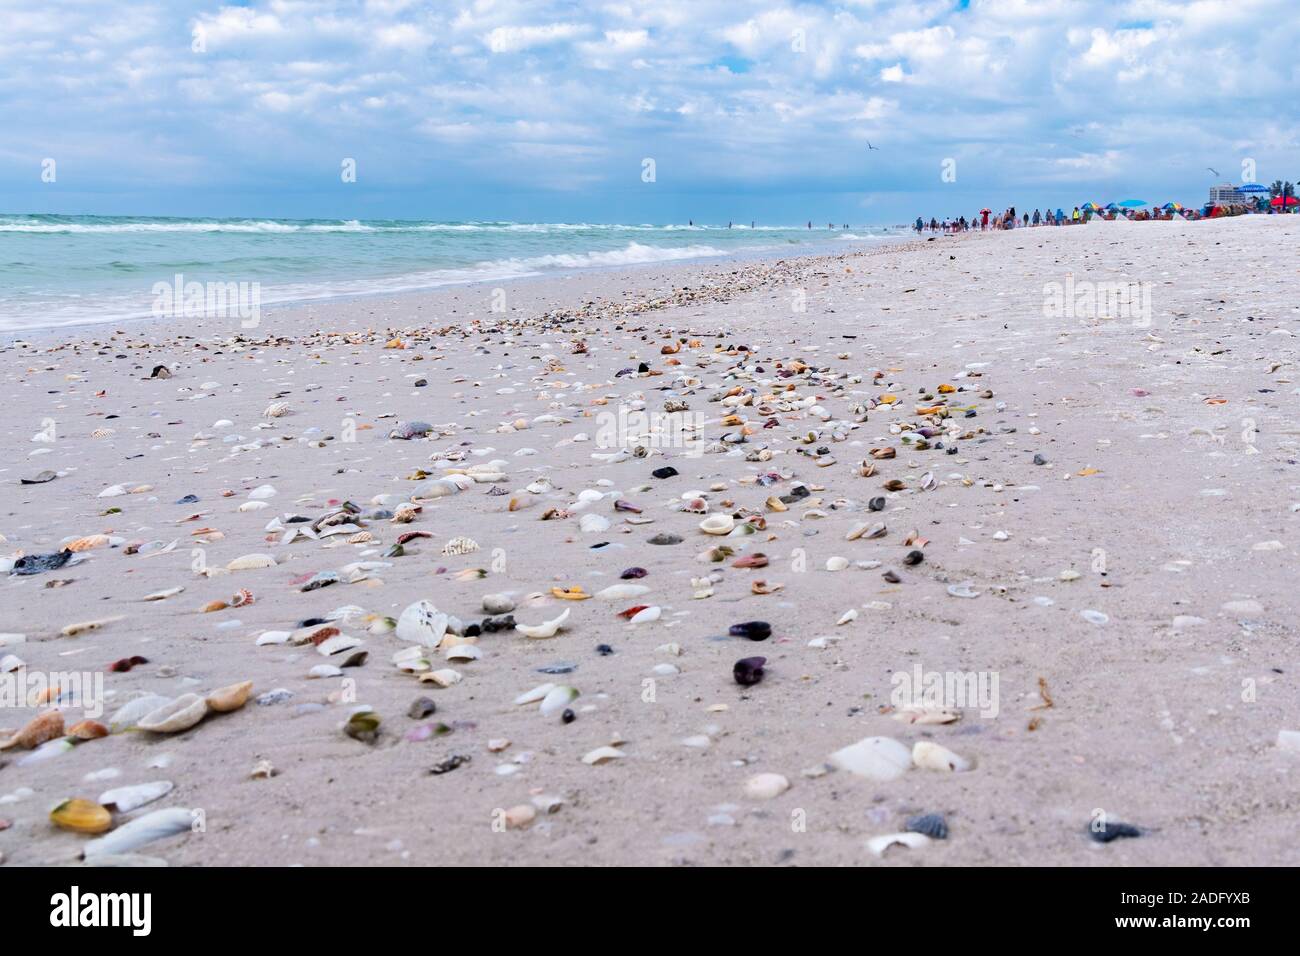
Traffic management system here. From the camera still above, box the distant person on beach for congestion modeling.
[1032,209,1041,225]
[980,209,990,230]
[915,216,924,233]
[1072,207,1080,223]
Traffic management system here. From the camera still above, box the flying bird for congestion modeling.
[866,141,880,151]
[1207,167,1220,177]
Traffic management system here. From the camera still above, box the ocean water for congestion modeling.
[0,215,900,332]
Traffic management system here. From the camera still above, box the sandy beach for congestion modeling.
[1,216,1297,867]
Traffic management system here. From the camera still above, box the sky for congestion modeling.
[1,0,1297,224]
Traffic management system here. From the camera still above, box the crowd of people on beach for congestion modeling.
[911,204,1182,234]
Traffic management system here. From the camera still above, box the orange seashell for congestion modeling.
[201,600,230,613]
[68,719,109,740]
[0,710,64,751]
[937,383,956,393]
[65,534,110,552]
[551,586,590,601]
[869,447,896,460]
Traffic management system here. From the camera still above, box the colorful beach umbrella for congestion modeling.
[1162,202,1183,211]
[1081,202,1101,212]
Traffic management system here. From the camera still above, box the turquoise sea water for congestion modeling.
[0,214,902,331]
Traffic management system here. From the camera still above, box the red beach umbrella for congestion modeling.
[1270,195,1297,207]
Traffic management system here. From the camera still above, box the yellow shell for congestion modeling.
[206,679,253,713]
[50,798,112,834]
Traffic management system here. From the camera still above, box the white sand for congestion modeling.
[1,216,1297,866]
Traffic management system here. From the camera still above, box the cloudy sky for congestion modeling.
[3,0,1296,223]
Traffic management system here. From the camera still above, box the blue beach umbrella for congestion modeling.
[1239,184,1270,194]
[1116,199,1146,208]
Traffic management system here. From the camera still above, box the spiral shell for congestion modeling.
[347,531,374,544]
[230,588,254,608]
[90,427,116,439]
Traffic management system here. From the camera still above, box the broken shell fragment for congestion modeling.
[99,781,174,813]
[828,736,912,781]
[517,608,571,639]
[82,807,195,859]
[0,710,64,750]
[912,741,973,772]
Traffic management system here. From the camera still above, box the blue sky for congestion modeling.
[2,0,1297,224]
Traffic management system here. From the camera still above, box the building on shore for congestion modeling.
[1208,183,1245,206]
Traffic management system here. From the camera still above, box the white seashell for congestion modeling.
[99,781,174,813]
[744,772,790,800]
[255,630,292,646]
[699,514,735,535]
[628,606,661,624]
[912,741,973,772]
[82,807,195,859]
[262,402,291,418]
[517,608,570,639]
[238,501,269,512]
[892,705,960,725]
[596,584,650,600]
[395,600,448,647]
[316,634,363,656]
[143,587,185,602]
[866,832,931,857]
[226,553,276,571]
[309,664,344,679]
[442,536,480,556]
[582,746,624,765]
[579,513,610,533]
[837,609,858,625]
[826,556,849,571]
[247,484,277,500]
[444,644,482,662]
[419,668,462,687]
[97,484,128,498]
[108,695,171,733]
[138,694,208,734]
[0,654,23,673]
[539,685,579,716]
[827,736,912,781]
[515,683,556,705]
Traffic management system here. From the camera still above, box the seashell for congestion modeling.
[262,401,291,418]
[255,630,292,646]
[201,600,229,613]
[108,695,170,733]
[0,710,64,750]
[504,804,536,829]
[514,683,555,705]
[444,644,482,662]
[344,711,381,743]
[744,773,790,800]
[827,736,912,781]
[247,484,277,500]
[825,556,849,571]
[98,484,128,498]
[226,553,276,571]
[61,616,124,637]
[912,741,973,772]
[143,586,185,602]
[418,668,462,687]
[517,608,571,639]
[699,514,735,535]
[138,694,209,734]
[579,513,610,533]
[50,798,113,834]
[317,634,363,656]
[906,813,949,839]
[229,588,254,607]
[238,501,269,512]
[205,680,253,713]
[309,664,343,679]
[90,427,115,439]
[99,781,174,813]
[68,720,109,740]
[867,832,931,857]
[596,584,650,601]
[64,534,111,552]
[442,536,480,556]
[539,685,579,716]
[582,746,624,765]
[395,600,448,647]
[946,582,980,599]
[82,807,195,859]
[627,606,661,624]
[347,531,374,544]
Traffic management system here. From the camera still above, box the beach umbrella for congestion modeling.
[1104,203,1119,210]
[1081,202,1100,212]
[1116,199,1146,207]
[1270,195,1298,207]
[1239,184,1270,194]
[1162,202,1183,211]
